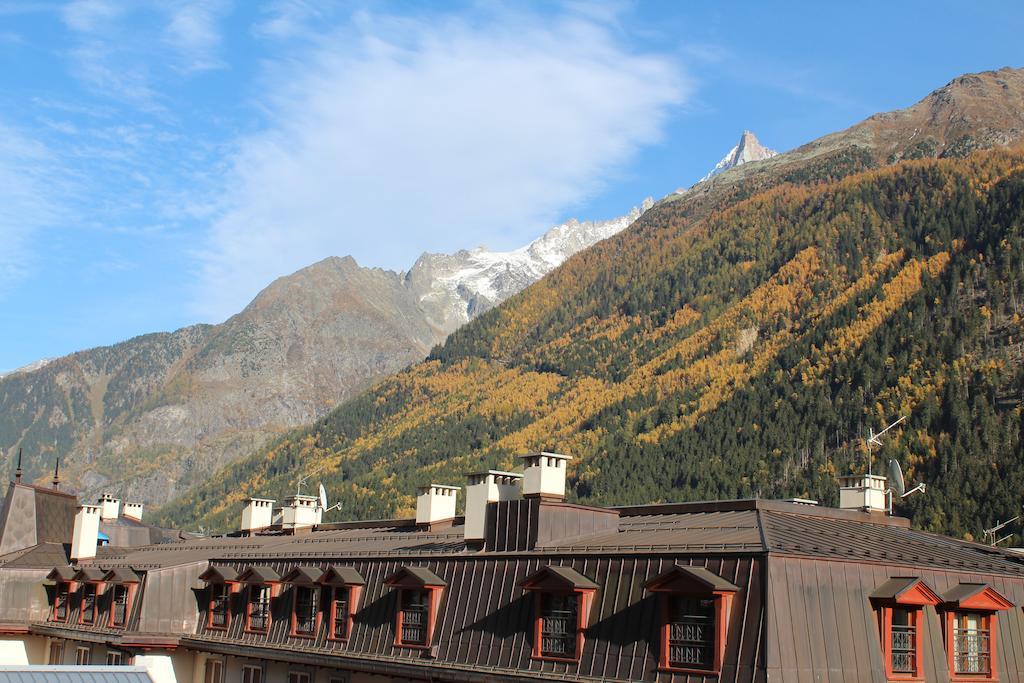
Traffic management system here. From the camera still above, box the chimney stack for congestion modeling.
[464,470,522,543]
[240,497,276,533]
[98,493,120,521]
[122,502,144,521]
[71,504,102,562]
[415,484,459,527]
[519,452,571,501]
[279,495,321,531]
[838,474,888,512]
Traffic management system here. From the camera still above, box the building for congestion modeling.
[1,457,1024,682]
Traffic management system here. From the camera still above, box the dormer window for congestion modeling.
[870,577,942,681]
[384,566,447,649]
[247,584,272,633]
[47,568,77,623]
[103,568,140,629]
[198,565,243,632]
[319,565,365,642]
[939,583,1013,682]
[645,564,739,674]
[81,584,97,624]
[54,583,70,622]
[292,586,318,637]
[209,584,230,630]
[521,565,599,663]
[282,566,327,638]
[73,567,106,626]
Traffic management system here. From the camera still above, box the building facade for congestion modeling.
[3,459,1024,682]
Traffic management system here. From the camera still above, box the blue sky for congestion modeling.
[0,1,1020,372]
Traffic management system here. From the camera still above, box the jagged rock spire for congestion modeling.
[698,130,778,183]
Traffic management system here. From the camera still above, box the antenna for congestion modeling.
[317,482,342,513]
[14,447,22,484]
[296,474,310,496]
[867,415,906,474]
[888,458,906,497]
[983,508,1024,546]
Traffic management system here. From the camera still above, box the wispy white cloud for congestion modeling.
[251,0,323,41]
[0,122,66,290]
[194,6,688,320]
[59,0,229,105]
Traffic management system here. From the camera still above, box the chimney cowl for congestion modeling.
[122,502,144,521]
[280,494,321,531]
[464,470,523,542]
[838,474,888,512]
[518,452,571,501]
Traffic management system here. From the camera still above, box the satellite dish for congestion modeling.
[318,483,328,511]
[888,459,906,497]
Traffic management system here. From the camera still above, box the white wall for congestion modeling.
[137,652,192,683]
[0,635,48,665]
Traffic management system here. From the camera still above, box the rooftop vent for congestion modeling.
[416,484,459,527]
[240,497,276,534]
[518,452,571,501]
[464,470,522,543]
[838,474,887,512]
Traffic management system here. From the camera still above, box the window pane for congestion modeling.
[294,586,318,635]
[204,660,223,683]
[242,666,263,683]
[112,585,129,626]
[54,585,68,621]
[954,611,991,675]
[333,587,349,639]
[540,593,578,658]
[890,608,916,674]
[211,585,229,627]
[82,585,96,624]
[249,585,271,631]
[400,590,429,645]
[668,596,715,669]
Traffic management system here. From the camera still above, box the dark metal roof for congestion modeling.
[74,567,106,582]
[645,563,741,592]
[869,576,923,600]
[103,567,141,584]
[942,582,992,603]
[521,565,598,590]
[383,565,446,587]
[46,566,76,582]
[198,565,238,583]
[0,666,154,682]
[238,566,281,584]
[0,483,77,557]
[320,565,365,586]
[281,565,322,585]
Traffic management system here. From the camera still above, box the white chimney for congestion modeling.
[240,497,276,533]
[839,474,888,512]
[519,452,571,501]
[279,495,321,531]
[464,471,522,542]
[122,502,144,521]
[98,493,120,521]
[415,484,459,526]
[71,504,102,562]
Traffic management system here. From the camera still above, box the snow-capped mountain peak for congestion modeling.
[406,198,654,332]
[699,130,778,183]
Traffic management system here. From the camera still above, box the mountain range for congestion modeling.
[0,197,655,505]
[152,67,1024,543]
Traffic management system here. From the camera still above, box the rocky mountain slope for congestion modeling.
[697,130,777,183]
[155,67,1024,543]
[0,201,650,505]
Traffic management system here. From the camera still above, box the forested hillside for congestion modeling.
[158,145,1024,540]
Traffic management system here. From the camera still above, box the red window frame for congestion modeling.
[938,585,1012,682]
[289,585,320,638]
[52,582,71,622]
[79,583,99,625]
[107,583,136,628]
[328,585,359,642]
[207,583,232,630]
[879,605,925,681]
[529,589,594,663]
[394,587,442,649]
[245,583,274,633]
[657,592,732,674]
